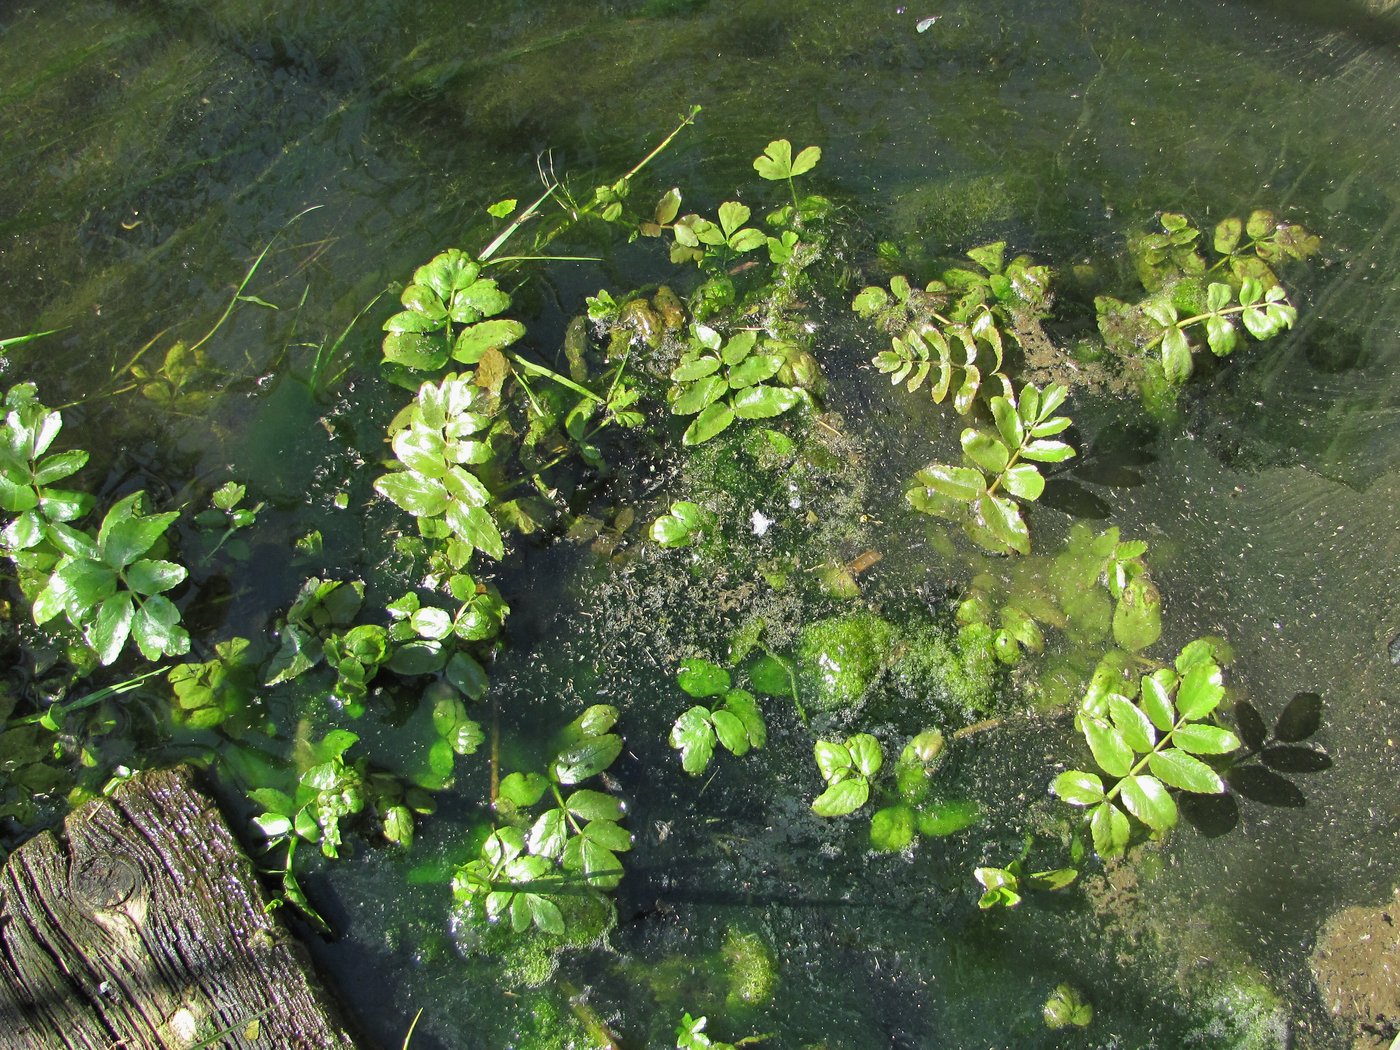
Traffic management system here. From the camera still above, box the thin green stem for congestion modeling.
[620,104,702,182]
[508,351,603,402]
[187,205,323,358]
[550,781,584,835]
[0,328,66,352]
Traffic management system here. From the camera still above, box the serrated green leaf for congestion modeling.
[654,187,682,225]
[1118,774,1177,831]
[1205,314,1238,356]
[732,385,801,419]
[708,707,748,756]
[1171,723,1240,755]
[728,355,785,389]
[1019,439,1076,464]
[812,777,869,817]
[1176,661,1224,719]
[961,430,1010,474]
[1148,748,1224,793]
[717,201,751,238]
[1214,217,1243,255]
[1161,326,1193,384]
[921,464,986,503]
[1140,672,1176,732]
[722,690,766,749]
[125,559,187,596]
[90,592,135,665]
[1001,464,1045,501]
[1089,801,1130,859]
[582,818,632,852]
[527,808,569,858]
[132,595,190,660]
[672,375,727,417]
[847,733,883,778]
[32,450,88,486]
[1053,769,1106,806]
[670,707,716,775]
[678,658,730,697]
[499,771,549,808]
[991,397,1023,448]
[1113,576,1161,652]
[553,733,623,784]
[673,356,722,383]
[565,789,624,822]
[101,507,178,571]
[1109,694,1156,753]
[853,286,889,315]
[1084,716,1134,778]
[972,493,1030,556]
[374,471,448,518]
[814,740,852,781]
[452,319,525,364]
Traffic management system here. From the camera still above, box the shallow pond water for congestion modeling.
[2,0,1399,1048]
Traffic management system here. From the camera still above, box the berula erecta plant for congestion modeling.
[0,104,1329,1045]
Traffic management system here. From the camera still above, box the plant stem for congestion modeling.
[621,104,702,182]
[508,351,602,402]
[1102,711,1189,805]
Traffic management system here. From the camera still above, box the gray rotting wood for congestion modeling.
[0,766,359,1049]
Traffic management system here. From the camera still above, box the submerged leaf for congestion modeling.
[811,777,868,817]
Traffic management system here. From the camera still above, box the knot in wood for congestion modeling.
[70,852,142,911]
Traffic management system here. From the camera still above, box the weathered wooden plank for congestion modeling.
[0,766,359,1049]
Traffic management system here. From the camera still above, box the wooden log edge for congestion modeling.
[0,765,361,1049]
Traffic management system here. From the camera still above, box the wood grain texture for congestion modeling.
[0,766,359,1049]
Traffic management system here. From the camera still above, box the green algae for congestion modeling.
[795,611,895,713]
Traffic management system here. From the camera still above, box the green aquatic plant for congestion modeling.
[1042,984,1094,1029]
[973,860,1077,909]
[808,723,983,850]
[0,385,198,671]
[668,326,806,446]
[374,372,506,570]
[657,138,822,274]
[384,580,500,693]
[856,242,1051,414]
[907,380,1074,555]
[810,732,883,817]
[380,249,524,376]
[650,500,715,548]
[166,637,258,729]
[23,488,191,666]
[263,576,365,687]
[1052,638,1241,859]
[675,1012,767,1050]
[667,199,768,270]
[956,524,1159,667]
[669,658,768,775]
[251,729,434,926]
[454,705,629,935]
[1096,210,1315,389]
[192,481,262,564]
[752,138,822,210]
[869,729,983,851]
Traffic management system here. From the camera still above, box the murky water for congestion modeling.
[2,0,1398,1047]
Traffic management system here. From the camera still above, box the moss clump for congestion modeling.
[796,611,896,712]
[886,621,1002,721]
[452,892,616,990]
[722,926,779,1010]
[1181,974,1288,1050]
[501,988,597,1050]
